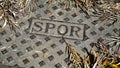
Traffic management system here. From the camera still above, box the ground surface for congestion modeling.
[0,0,120,68]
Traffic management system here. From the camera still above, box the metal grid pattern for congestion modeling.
[0,0,120,68]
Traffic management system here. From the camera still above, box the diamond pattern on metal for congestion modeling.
[0,0,120,68]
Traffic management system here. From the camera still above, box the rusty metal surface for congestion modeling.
[0,0,120,68]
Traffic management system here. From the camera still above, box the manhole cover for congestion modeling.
[0,0,120,68]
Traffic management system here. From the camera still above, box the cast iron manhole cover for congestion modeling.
[0,0,120,68]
